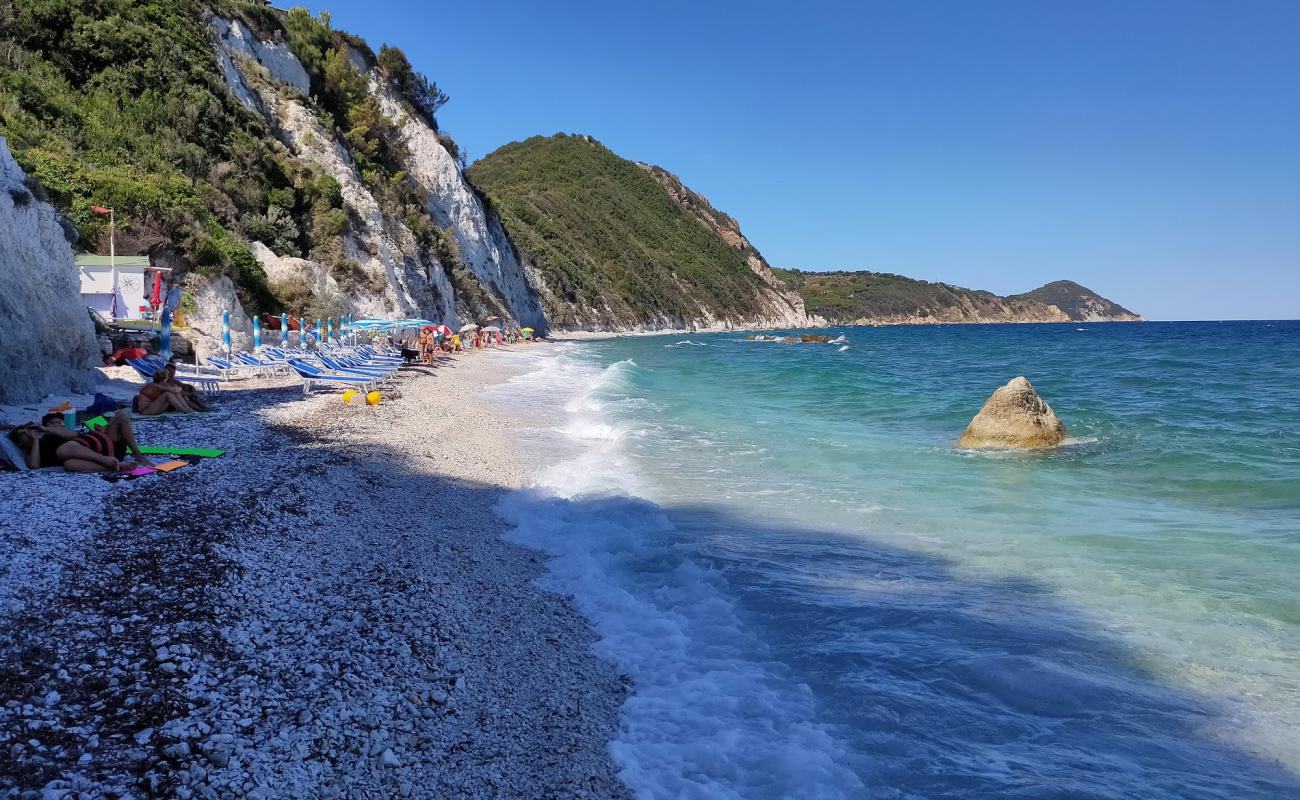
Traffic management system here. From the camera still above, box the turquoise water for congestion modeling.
[491,321,1300,799]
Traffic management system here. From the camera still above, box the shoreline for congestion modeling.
[0,347,631,798]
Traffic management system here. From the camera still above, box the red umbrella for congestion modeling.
[149,272,162,310]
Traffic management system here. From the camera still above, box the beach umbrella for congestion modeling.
[459,323,478,334]
[327,317,333,343]
[159,306,173,360]
[149,272,163,310]
[481,325,501,332]
[281,312,289,346]
[315,318,322,344]
[521,327,534,333]
[253,315,261,353]
[346,313,353,343]
[222,310,231,359]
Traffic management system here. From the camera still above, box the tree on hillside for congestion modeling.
[376,44,448,130]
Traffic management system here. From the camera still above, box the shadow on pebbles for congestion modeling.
[0,364,631,799]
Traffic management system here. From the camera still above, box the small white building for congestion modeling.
[76,254,171,321]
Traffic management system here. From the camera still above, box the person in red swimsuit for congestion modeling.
[8,410,151,472]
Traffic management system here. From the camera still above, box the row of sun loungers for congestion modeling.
[150,344,410,396]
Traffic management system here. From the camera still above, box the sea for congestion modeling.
[487,320,1300,800]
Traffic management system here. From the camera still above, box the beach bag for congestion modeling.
[84,393,118,419]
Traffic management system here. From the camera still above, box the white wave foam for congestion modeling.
[493,348,865,799]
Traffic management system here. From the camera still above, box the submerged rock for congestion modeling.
[957,376,1069,449]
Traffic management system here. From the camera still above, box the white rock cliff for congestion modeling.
[0,137,100,403]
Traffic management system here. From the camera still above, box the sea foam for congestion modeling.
[491,348,865,799]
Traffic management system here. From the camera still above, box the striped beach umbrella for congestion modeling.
[315,318,322,344]
[222,310,231,359]
[281,312,289,346]
[253,315,262,353]
[159,306,173,361]
[326,317,333,344]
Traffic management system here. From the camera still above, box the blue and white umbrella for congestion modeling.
[222,310,231,359]
[159,306,173,361]
[253,315,262,353]
[326,317,333,344]
[281,312,289,346]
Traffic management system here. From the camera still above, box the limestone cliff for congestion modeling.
[0,138,99,403]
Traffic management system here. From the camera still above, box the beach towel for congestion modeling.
[84,415,108,431]
[151,460,188,472]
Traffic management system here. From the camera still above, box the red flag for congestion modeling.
[91,205,112,214]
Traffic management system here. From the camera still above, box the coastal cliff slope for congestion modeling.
[0,1,542,358]
[1010,279,1141,322]
[776,269,1140,325]
[467,134,809,331]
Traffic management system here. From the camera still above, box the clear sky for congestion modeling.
[314,0,1299,320]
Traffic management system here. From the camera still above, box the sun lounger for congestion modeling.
[231,353,290,375]
[318,355,397,382]
[287,359,378,396]
[127,358,222,394]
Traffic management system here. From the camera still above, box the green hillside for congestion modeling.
[778,270,1138,323]
[467,134,779,328]
[0,0,455,318]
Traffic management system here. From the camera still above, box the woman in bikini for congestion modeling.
[161,363,214,412]
[134,370,202,415]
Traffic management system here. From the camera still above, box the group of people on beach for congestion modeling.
[5,359,213,473]
[7,409,150,473]
[387,326,533,365]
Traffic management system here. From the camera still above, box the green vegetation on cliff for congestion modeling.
[1010,279,1139,320]
[780,269,1136,323]
[467,134,776,328]
[0,0,452,316]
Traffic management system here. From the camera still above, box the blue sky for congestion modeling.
[316,0,1299,320]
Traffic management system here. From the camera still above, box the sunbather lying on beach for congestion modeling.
[162,363,214,412]
[134,370,204,415]
[8,410,151,472]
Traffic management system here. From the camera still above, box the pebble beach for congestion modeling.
[0,346,632,799]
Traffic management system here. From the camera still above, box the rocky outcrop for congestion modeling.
[184,275,254,360]
[957,377,1069,449]
[0,137,100,403]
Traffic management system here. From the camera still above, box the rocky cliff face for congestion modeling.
[209,16,524,343]
[0,138,100,403]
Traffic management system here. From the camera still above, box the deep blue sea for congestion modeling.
[489,321,1300,799]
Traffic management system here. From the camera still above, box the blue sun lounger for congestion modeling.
[287,358,378,396]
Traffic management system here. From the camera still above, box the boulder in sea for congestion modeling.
[957,376,1069,449]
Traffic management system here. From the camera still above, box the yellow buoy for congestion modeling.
[342,389,358,404]
[366,391,381,405]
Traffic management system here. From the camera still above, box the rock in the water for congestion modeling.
[957,376,1069,449]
